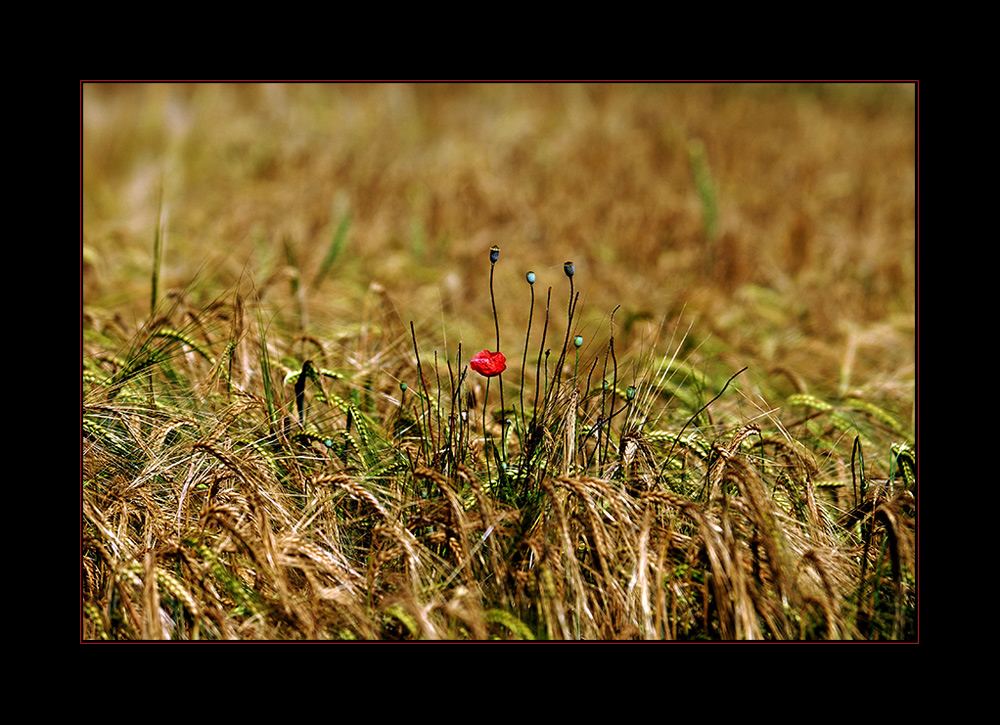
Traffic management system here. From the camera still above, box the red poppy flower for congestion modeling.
[470,350,506,378]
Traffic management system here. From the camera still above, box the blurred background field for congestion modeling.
[81,82,917,640]
[82,82,915,406]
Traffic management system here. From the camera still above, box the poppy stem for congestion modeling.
[520,272,535,458]
[483,376,492,487]
[409,321,432,465]
[600,305,621,471]
[540,269,579,429]
[531,287,551,431]
[488,247,507,469]
[490,253,500,353]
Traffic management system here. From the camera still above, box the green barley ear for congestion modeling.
[484,609,536,640]
[384,604,421,639]
[83,601,110,640]
[150,181,164,316]
[851,435,866,503]
[294,360,313,426]
[662,366,747,475]
[282,236,307,330]
[892,442,916,489]
[843,397,913,442]
[314,206,351,288]
[256,305,278,427]
[688,138,718,244]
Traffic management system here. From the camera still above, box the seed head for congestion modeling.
[564,261,575,278]
[490,245,500,264]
